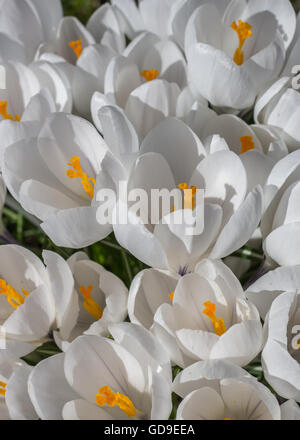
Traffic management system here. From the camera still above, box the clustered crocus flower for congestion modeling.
[0,0,299,421]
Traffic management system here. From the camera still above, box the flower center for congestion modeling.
[0,279,30,309]
[240,136,255,154]
[69,40,83,59]
[178,183,197,210]
[0,101,20,122]
[66,156,96,199]
[140,69,160,82]
[202,301,226,336]
[169,291,174,302]
[96,385,137,417]
[0,381,6,397]
[231,20,252,66]
[80,285,103,320]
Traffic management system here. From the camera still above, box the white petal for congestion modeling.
[209,186,263,259]
[28,353,78,420]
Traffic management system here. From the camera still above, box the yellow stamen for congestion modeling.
[0,101,20,122]
[96,385,137,417]
[231,20,252,66]
[140,69,160,82]
[0,381,6,397]
[169,291,174,302]
[0,279,30,309]
[178,183,197,210]
[69,40,83,59]
[224,418,231,420]
[80,285,103,320]
[67,156,96,199]
[240,136,255,154]
[202,301,226,336]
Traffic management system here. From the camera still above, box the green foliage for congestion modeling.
[62,0,107,24]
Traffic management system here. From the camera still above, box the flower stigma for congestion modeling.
[0,280,30,309]
[96,385,137,417]
[140,69,160,82]
[67,156,96,199]
[80,285,103,320]
[0,381,6,397]
[231,20,253,66]
[202,301,226,336]
[69,40,83,58]
[0,101,20,122]
[240,136,255,154]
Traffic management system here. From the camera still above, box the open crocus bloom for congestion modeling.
[174,359,300,420]
[262,291,300,402]
[260,150,300,266]
[151,259,263,368]
[2,112,124,248]
[0,245,57,360]
[255,76,300,151]
[53,251,128,351]
[183,104,288,192]
[0,0,63,63]
[246,266,300,402]
[0,358,38,420]
[36,9,126,119]
[0,59,72,169]
[86,3,125,53]
[91,30,190,140]
[113,117,263,272]
[186,1,290,110]
[28,324,172,420]
[172,359,294,420]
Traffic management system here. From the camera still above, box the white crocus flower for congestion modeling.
[91,31,190,140]
[171,0,296,51]
[86,3,126,53]
[37,16,95,66]
[280,400,300,420]
[2,112,124,248]
[151,259,263,368]
[262,291,300,402]
[186,1,289,110]
[246,266,300,402]
[255,76,300,152]
[28,324,172,420]
[0,59,72,169]
[0,0,63,63]
[0,245,61,360]
[0,358,38,420]
[183,104,288,192]
[111,0,176,40]
[174,359,281,420]
[53,251,128,351]
[260,150,300,266]
[246,267,300,401]
[113,117,263,272]
[35,9,126,119]
[254,12,300,151]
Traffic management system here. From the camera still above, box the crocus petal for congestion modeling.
[28,353,78,420]
[209,186,263,259]
[5,362,38,420]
